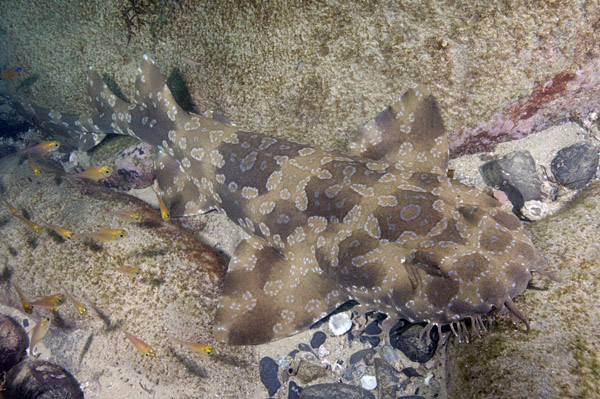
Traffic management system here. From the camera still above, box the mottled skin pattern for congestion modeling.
[18,56,558,345]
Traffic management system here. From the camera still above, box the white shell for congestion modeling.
[328,313,352,336]
[360,375,377,390]
[521,200,548,221]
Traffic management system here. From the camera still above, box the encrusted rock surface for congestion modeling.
[445,181,600,398]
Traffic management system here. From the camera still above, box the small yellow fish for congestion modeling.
[13,284,34,314]
[61,286,87,316]
[78,228,127,242]
[29,316,51,356]
[27,155,42,176]
[123,330,155,358]
[0,66,22,80]
[155,190,170,221]
[30,294,66,311]
[103,210,142,222]
[110,267,140,278]
[21,140,60,156]
[42,221,74,240]
[13,214,42,233]
[1,197,18,215]
[71,166,114,182]
[168,335,214,355]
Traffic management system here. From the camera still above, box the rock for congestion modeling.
[551,142,599,189]
[379,345,400,366]
[295,361,329,384]
[349,348,376,365]
[4,358,83,399]
[480,150,542,205]
[374,358,400,399]
[310,331,327,349]
[288,380,302,399]
[363,321,382,335]
[0,313,28,373]
[259,356,281,396]
[359,334,380,348]
[389,323,439,364]
[109,142,156,189]
[299,382,375,399]
[401,367,423,378]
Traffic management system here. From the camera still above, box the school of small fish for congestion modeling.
[9,54,559,364]
[6,140,208,360]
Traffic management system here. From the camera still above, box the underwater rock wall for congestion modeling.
[0,1,598,153]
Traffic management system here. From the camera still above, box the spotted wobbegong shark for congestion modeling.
[17,55,559,345]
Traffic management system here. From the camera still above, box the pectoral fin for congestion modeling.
[214,237,350,345]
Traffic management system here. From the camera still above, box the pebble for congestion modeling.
[110,142,156,189]
[360,375,377,390]
[288,380,302,399]
[551,142,599,189]
[374,358,400,399]
[379,345,400,366]
[359,335,380,348]
[402,367,423,378]
[328,313,352,336]
[0,313,28,373]
[296,361,329,384]
[389,323,439,364]
[480,150,542,204]
[349,348,376,365]
[259,356,281,396]
[364,321,382,335]
[310,331,327,349]
[4,358,83,399]
[299,382,375,399]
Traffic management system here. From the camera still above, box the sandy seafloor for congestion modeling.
[0,1,599,398]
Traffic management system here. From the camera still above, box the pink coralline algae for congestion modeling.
[449,58,600,157]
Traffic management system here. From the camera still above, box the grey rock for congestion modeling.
[379,345,400,365]
[551,142,599,189]
[363,321,382,335]
[349,348,376,365]
[310,331,327,349]
[299,382,375,399]
[480,150,542,205]
[4,358,83,399]
[374,358,400,399]
[0,313,28,373]
[389,323,438,364]
[288,380,302,399]
[401,367,423,378]
[260,356,281,396]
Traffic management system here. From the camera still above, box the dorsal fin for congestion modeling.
[349,85,448,174]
